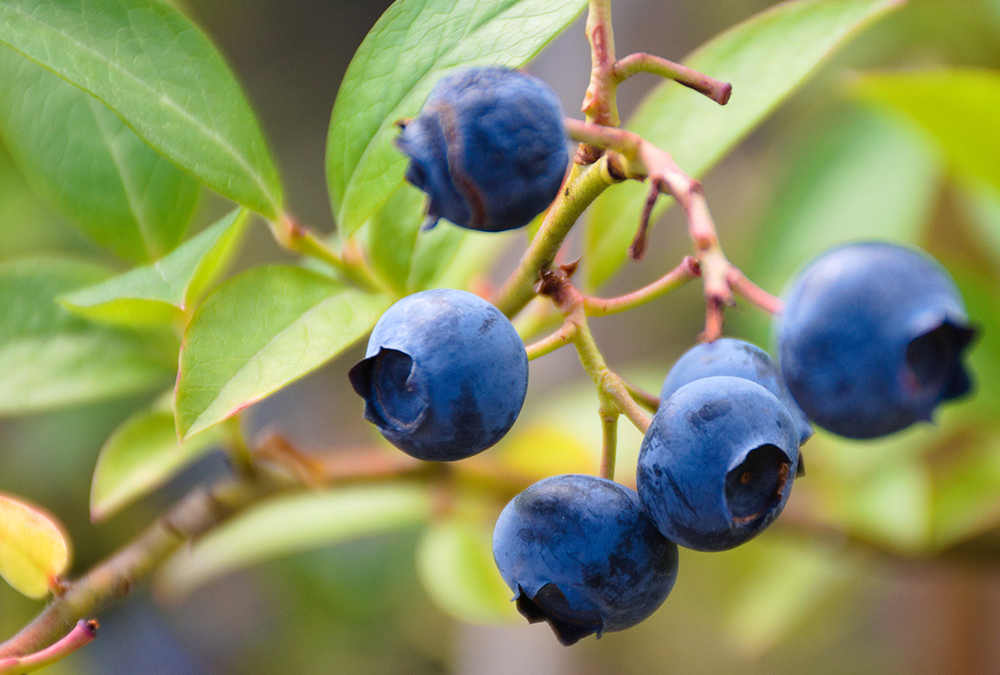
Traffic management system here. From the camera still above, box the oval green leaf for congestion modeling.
[0,46,199,263]
[90,406,226,522]
[416,519,519,625]
[0,493,70,598]
[584,0,906,289]
[175,265,392,439]
[0,257,177,415]
[61,209,249,329]
[0,0,282,218]
[326,0,586,239]
[854,68,1000,194]
[156,484,432,601]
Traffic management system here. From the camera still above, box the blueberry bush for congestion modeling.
[1,0,1000,673]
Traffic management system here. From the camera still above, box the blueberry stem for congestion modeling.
[613,53,732,105]
[584,255,701,316]
[525,320,578,360]
[599,414,619,480]
[492,158,616,318]
[577,0,620,164]
[0,620,98,674]
[619,378,661,413]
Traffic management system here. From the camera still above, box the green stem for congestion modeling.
[525,320,578,360]
[268,215,387,294]
[598,414,618,481]
[620,378,660,414]
[492,158,616,318]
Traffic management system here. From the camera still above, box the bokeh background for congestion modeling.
[3,0,1000,673]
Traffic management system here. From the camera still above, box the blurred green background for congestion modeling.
[4,0,1000,673]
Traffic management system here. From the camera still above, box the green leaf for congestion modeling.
[0,257,176,415]
[156,484,432,601]
[90,406,226,522]
[61,209,249,329]
[326,0,586,238]
[0,0,282,218]
[932,431,1000,548]
[416,519,519,625]
[746,106,940,296]
[585,0,905,289]
[175,265,392,439]
[0,493,70,598]
[854,68,1000,193]
[0,46,199,263]
[363,182,513,294]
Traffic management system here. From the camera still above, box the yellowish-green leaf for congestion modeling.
[61,209,249,329]
[855,68,1000,193]
[416,520,519,625]
[90,407,227,522]
[0,493,70,598]
[156,484,432,601]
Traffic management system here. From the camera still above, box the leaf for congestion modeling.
[61,209,249,329]
[746,105,940,296]
[724,537,855,657]
[416,520,519,625]
[363,181,513,294]
[854,68,1000,193]
[175,265,392,439]
[0,46,199,263]
[0,0,282,218]
[584,0,906,289]
[156,484,432,601]
[90,406,226,522]
[0,257,177,415]
[932,428,1000,548]
[326,0,586,238]
[0,493,70,598]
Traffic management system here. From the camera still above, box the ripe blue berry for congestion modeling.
[348,289,528,461]
[660,338,813,446]
[777,241,975,439]
[637,376,800,552]
[395,66,568,232]
[492,474,679,645]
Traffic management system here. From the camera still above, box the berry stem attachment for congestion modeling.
[613,53,732,105]
[525,320,578,361]
[599,414,619,481]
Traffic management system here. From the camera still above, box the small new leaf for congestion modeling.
[0,494,70,599]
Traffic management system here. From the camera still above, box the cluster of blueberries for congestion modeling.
[348,66,976,645]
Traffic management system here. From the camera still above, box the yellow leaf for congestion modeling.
[0,494,71,598]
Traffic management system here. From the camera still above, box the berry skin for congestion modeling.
[637,376,800,552]
[492,474,679,646]
[395,66,568,232]
[660,338,813,446]
[777,241,975,439]
[348,289,528,461]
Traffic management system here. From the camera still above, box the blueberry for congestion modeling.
[348,289,528,461]
[637,376,800,552]
[492,474,679,645]
[776,241,975,439]
[395,66,568,232]
[660,338,813,446]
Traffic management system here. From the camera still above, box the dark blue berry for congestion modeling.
[660,338,813,446]
[395,66,568,232]
[777,241,975,439]
[637,376,800,552]
[348,289,528,461]
[492,474,679,645]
